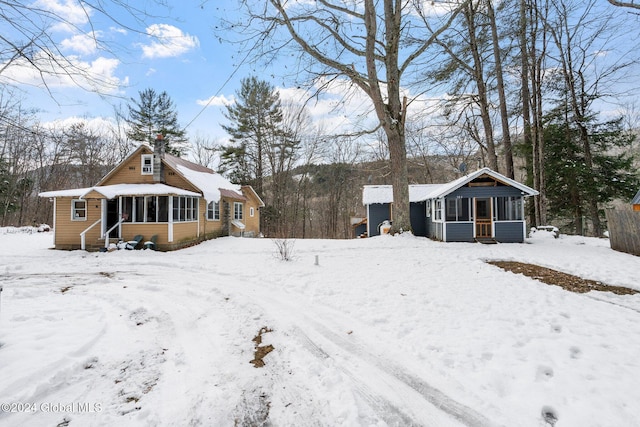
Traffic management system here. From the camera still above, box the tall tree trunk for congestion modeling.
[519,0,535,225]
[528,0,548,226]
[487,0,514,178]
[365,0,411,234]
[464,2,498,171]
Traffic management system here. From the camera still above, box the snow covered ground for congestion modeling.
[1,228,639,427]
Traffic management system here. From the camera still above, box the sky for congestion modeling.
[1,1,639,152]
[1,228,640,426]
[0,0,379,145]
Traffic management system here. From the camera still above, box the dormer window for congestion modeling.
[141,154,153,175]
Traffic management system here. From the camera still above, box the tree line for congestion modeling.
[2,0,640,238]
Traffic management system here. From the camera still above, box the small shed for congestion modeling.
[362,168,538,243]
[632,190,640,211]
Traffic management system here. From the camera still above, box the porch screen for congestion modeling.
[496,196,523,220]
[445,197,470,221]
[122,196,169,223]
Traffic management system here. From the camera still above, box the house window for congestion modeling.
[157,196,168,222]
[122,197,133,222]
[146,196,157,222]
[172,196,198,222]
[426,200,431,217]
[141,154,153,175]
[72,200,87,220]
[135,196,145,222]
[434,199,442,221]
[445,197,470,222]
[250,207,255,217]
[496,196,523,221]
[207,201,220,220]
[234,202,243,220]
[123,196,169,223]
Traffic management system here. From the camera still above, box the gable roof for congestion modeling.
[94,144,244,204]
[363,168,538,205]
[427,167,538,199]
[632,190,640,205]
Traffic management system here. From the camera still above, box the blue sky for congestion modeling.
[2,0,639,149]
[0,1,300,141]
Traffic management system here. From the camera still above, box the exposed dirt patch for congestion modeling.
[250,327,274,368]
[487,261,638,296]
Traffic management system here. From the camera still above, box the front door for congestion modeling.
[106,199,120,239]
[475,197,492,238]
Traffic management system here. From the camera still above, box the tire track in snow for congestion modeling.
[238,288,498,427]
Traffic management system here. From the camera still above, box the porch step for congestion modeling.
[475,237,498,244]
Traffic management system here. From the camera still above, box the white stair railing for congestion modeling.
[80,219,102,250]
[103,218,126,248]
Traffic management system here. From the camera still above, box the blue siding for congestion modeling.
[410,202,427,236]
[445,223,474,242]
[368,203,391,237]
[432,222,444,241]
[495,222,525,243]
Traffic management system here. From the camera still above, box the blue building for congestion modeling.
[362,168,538,243]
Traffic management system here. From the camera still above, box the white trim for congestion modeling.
[231,219,245,230]
[250,207,255,217]
[168,196,174,242]
[141,154,153,175]
[71,199,87,221]
[233,202,243,220]
[52,198,56,245]
[366,204,371,237]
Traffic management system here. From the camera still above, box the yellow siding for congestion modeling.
[49,147,250,250]
[100,149,199,193]
[242,189,262,235]
[634,204,640,212]
[172,221,200,244]
[121,223,169,245]
[54,197,102,249]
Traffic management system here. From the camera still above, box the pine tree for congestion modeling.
[220,76,285,196]
[126,88,187,156]
[544,109,639,234]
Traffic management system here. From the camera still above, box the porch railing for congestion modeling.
[80,219,102,250]
[103,218,126,248]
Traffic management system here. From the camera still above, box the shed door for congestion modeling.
[475,198,492,238]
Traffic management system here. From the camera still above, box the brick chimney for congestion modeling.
[153,133,165,182]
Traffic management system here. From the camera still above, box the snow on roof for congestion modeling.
[362,184,443,205]
[39,187,93,198]
[632,190,640,204]
[175,164,241,203]
[427,167,538,199]
[363,168,538,205]
[39,184,200,199]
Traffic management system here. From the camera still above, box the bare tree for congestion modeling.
[607,0,640,11]
[221,0,467,234]
[0,1,164,96]
[190,134,221,170]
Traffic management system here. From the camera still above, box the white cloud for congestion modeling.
[140,24,200,59]
[196,94,235,107]
[40,116,118,133]
[0,51,124,94]
[60,32,100,55]
[33,0,91,27]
